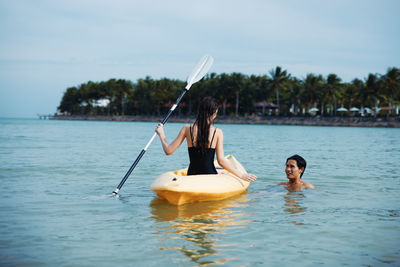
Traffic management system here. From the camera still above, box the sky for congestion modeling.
[0,0,399,118]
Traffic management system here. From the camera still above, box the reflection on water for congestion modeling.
[283,191,306,225]
[150,193,250,266]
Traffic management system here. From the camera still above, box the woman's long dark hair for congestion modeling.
[194,97,219,149]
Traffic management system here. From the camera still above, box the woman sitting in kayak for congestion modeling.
[155,96,257,182]
[279,154,314,190]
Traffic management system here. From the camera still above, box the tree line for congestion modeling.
[58,67,400,117]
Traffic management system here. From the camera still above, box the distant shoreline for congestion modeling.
[51,115,400,128]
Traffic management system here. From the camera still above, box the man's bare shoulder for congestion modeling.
[302,181,315,189]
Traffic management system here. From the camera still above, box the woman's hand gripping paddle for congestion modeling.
[112,55,214,195]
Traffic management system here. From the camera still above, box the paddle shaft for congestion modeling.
[113,89,188,194]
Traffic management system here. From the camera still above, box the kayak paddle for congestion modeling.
[112,55,214,195]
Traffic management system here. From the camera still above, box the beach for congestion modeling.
[51,115,400,128]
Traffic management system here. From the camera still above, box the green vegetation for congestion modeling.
[58,67,400,117]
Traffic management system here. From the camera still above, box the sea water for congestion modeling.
[0,118,399,266]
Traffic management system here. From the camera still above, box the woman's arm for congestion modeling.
[215,129,257,182]
[155,123,186,155]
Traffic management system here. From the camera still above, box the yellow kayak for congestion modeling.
[150,155,250,205]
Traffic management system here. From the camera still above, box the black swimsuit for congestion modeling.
[187,127,217,175]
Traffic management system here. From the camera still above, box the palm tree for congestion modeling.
[325,74,342,116]
[153,78,179,116]
[381,67,400,115]
[354,79,368,114]
[269,66,290,113]
[287,77,303,115]
[230,73,246,116]
[134,76,156,115]
[252,74,272,115]
[241,76,261,115]
[217,73,237,116]
[318,80,328,116]
[303,74,324,112]
[217,73,230,116]
[365,73,381,117]
[345,78,364,110]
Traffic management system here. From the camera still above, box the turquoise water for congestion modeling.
[0,118,399,266]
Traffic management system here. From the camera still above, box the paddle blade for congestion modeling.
[185,55,214,90]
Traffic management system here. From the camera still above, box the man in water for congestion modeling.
[279,154,315,190]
